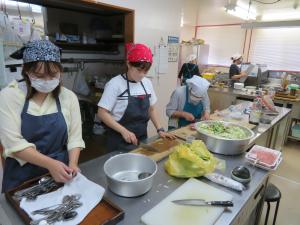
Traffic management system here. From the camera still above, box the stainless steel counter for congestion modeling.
[208,87,295,145]
[0,103,291,225]
[209,87,257,99]
[0,151,269,225]
[245,103,291,150]
[208,87,300,107]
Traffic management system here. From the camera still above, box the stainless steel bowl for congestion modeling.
[195,121,255,155]
[103,153,157,197]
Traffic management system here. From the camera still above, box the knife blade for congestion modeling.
[173,134,187,141]
[172,199,233,207]
[139,143,161,153]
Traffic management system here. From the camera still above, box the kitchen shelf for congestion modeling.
[287,135,300,141]
[55,41,122,52]
[287,118,300,142]
[95,37,124,43]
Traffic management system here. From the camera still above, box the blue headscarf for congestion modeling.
[10,40,61,63]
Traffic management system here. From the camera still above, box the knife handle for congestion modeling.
[209,201,234,207]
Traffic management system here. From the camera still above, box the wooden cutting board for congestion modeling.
[141,178,233,225]
[169,126,198,141]
[130,139,181,162]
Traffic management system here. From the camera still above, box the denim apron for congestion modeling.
[2,97,68,192]
[106,75,150,152]
[178,86,204,127]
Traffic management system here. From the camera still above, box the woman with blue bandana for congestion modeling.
[0,40,85,192]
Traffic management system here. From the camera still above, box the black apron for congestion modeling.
[106,75,150,151]
[2,97,69,192]
[182,63,196,85]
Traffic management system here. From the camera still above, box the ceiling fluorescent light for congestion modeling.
[241,20,300,29]
[225,0,257,20]
[262,11,300,21]
[227,7,257,20]
[180,11,184,27]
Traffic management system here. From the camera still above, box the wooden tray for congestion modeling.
[275,92,297,98]
[5,175,124,225]
[274,96,300,102]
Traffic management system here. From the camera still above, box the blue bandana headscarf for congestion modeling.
[10,40,61,63]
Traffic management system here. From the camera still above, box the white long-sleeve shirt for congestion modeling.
[166,86,210,128]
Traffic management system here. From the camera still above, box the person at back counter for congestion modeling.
[178,54,200,86]
[166,76,210,130]
[229,53,247,85]
[0,40,85,192]
[97,43,175,152]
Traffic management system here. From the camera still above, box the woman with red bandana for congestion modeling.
[97,43,175,151]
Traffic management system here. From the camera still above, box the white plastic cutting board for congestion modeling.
[141,178,233,225]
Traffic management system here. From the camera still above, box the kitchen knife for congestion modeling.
[139,143,161,152]
[174,134,187,141]
[172,199,234,207]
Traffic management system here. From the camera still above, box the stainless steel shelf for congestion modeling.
[287,135,300,141]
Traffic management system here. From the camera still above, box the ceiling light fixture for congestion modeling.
[225,0,257,20]
[261,10,300,21]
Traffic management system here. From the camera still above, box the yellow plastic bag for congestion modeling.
[164,140,216,178]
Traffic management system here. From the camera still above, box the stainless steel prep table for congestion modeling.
[0,151,268,225]
[0,103,291,225]
[208,89,292,150]
[246,103,291,150]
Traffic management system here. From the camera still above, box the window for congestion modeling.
[249,28,300,71]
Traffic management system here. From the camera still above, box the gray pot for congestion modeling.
[103,153,157,197]
[195,121,255,155]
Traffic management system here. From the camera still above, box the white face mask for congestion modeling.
[189,89,202,104]
[30,77,60,93]
[189,95,201,104]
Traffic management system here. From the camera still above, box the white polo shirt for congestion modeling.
[98,74,157,121]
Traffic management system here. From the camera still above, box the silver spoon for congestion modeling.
[14,177,52,197]
[138,172,152,180]
[32,194,81,215]
[61,211,78,221]
[30,212,58,225]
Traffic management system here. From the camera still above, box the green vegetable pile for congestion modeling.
[198,121,249,139]
[165,140,216,178]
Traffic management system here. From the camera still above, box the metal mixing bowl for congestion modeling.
[103,153,157,197]
[195,121,255,155]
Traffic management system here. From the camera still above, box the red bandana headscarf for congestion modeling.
[126,43,153,63]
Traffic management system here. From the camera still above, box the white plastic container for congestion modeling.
[245,145,282,170]
[234,82,244,90]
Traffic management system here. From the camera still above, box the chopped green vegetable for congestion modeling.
[198,121,249,139]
